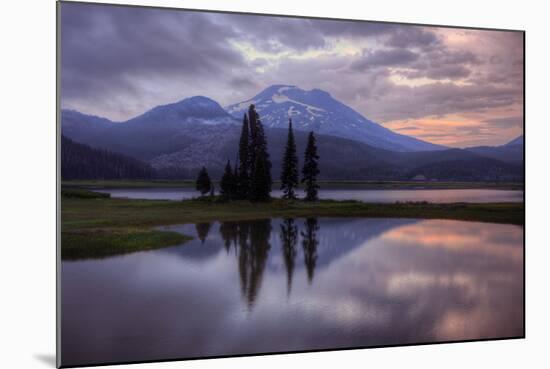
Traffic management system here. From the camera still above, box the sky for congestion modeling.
[60,2,524,148]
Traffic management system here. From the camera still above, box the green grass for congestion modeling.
[61,193,523,261]
[62,228,190,260]
[62,197,524,229]
[61,188,111,199]
[61,179,524,190]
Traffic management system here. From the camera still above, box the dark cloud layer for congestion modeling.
[386,27,440,49]
[351,49,419,71]
[60,2,524,147]
[61,5,244,104]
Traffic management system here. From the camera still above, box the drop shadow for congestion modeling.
[33,353,56,367]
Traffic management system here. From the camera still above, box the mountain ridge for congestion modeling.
[60,89,523,182]
[505,135,524,147]
[226,84,446,152]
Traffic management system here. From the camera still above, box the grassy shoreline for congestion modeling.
[62,229,191,260]
[61,179,524,191]
[61,193,523,260]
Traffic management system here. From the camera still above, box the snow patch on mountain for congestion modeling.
[225,85,445,152]
[271,92,325,117]
[226,99,258,116]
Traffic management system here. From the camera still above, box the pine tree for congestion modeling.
[301,132,320,201]
[256,120,272,186]
[250,154,271,202]
[195,166,212,196]
[237,114,250,199]
[249,117,272,202]
[248,105,259,176]
[220,160,236,200]
[280,118,299,199]
[233,157,239,196]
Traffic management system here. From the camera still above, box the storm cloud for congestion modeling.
[60,2,524,147]
[351,49,420,70]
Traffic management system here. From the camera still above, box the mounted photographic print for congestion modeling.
[57,1,525,367]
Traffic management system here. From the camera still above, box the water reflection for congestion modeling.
[195,222,212,244]
[302,218,319,285]
[95,187,524,203]
[219,221,239,253]
[216,218,321,306]
[61,218,523,366]
[280,219,298,296]
[239,220,272,309]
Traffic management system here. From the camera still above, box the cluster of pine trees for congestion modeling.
[196,104,320,202]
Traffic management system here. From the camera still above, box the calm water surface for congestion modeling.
[61,218,524,366]
[95,187,523,203]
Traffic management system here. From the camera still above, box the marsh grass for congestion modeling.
[61,188,111,199]
[62,228,190,260]
[62,196,524,229]
[60,193,523,260]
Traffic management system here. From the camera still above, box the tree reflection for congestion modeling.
[218,218,319,309]
[301,218,319,284]
[280,218,298,296]
[219,221,239,253]
[237,221,251,299]
[195,222,212,244]
[236,219,272,310]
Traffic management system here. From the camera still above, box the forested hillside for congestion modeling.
[61,135,156,180]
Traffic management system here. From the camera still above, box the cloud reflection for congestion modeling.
[61,218,523,366]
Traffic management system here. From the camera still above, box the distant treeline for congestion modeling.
[61,135,156,180]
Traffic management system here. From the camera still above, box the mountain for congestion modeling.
[61,94,523,182]
[61,110,114,145]
[149,126,522,181]
[404,156,522,182]
[466,135,524,166]
[125,96,236,127]
[466,146,523,166]
[61,96,239,160]
[505,135,524,147]
[226,85,445,152]
[150,126,405,180]
[61,135,155,180]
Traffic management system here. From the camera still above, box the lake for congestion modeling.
[94,187,523,203]
[61,218,524,366]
